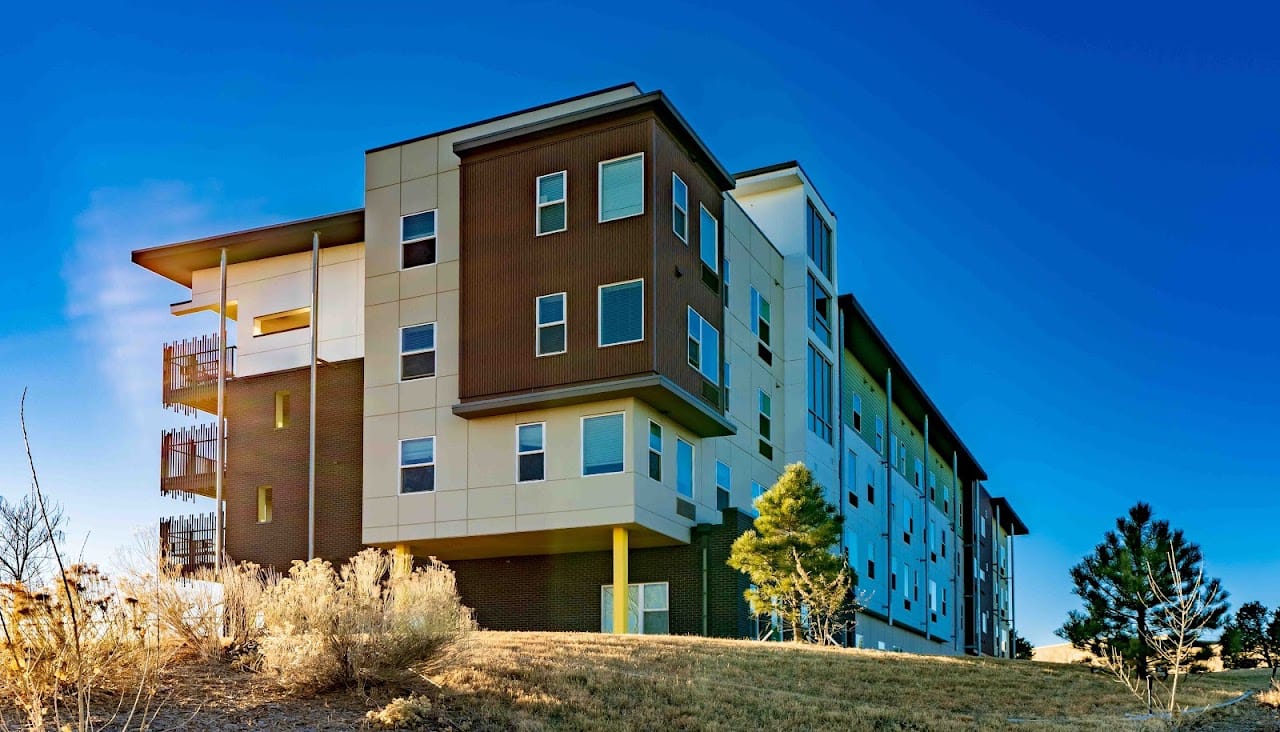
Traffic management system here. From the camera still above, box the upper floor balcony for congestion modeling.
[159,512,218,575]
[160,423,220,501]
[163,334,234,416]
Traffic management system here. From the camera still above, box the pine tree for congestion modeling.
[1058,502,1228,678]
[1234,602,1280,679]
[727,462,850,642]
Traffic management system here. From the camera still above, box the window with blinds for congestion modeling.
[401,209,437,268]
[582,413,624,476]
[536,171,567,235]
[536,293,567,356]
[648,421,663,481]
[400,437,435,494]
[516,422,545,483]
[598,279,643,346]
[400,323,436,380]
[599,153,644,222]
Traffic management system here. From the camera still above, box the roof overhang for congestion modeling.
[839,292,988,482]
[453,91,735,192]
[131,209,365,287]
[991,496,1030,535]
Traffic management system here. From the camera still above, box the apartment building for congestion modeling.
[133,82,1025,655]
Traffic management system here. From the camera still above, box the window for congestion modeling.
[699,205,719,274]
[672,173,688,242]
[807,345,832,443]
[648,421,663,482]
[600,582,669,634]
[806,200,832,280]
[941,529,948,559]
[758,390,772,443]
[896,437,907,473]
[517,423,545,483]
[676,438,694,499]
[400,437,435,494]
[536,293,567,356]
[687,307,720,384]
[274,391,290,429]
[844,449,858,507]
[715,461,731,510]
[866,542,876,579]
[751,480,766,508]
[536,171,567,235]
[400,323,436,380]
[401,210,437,268]
[253,307,310,337]
[599,153,644,222]
[257,485,272,523]
[866,464,877,504]
[875,417,885,454]
[807,273,832,345]
[750,287,771,349]
[902,497,914,543]
[598,279,644,346]
[914,458,924,488]
[723,258,730,307]
[723,361,731,411]
[582,413,625,476]
[943,484,951,515]
[942,587,949,616]
[852,394,862,432]
[929,471,937,501]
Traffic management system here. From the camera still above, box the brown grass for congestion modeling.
[433,632,1276,731]
[1259,680,1280,709]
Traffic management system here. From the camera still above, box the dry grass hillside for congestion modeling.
[434,632,1275,731]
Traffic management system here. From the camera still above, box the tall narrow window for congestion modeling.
[807,345,832,443]
[400,437,435,494]
[671,173,688,242]
[867,542,877,579]
[599,153,644,222]
[715,460,731,510]
[582,413,625,476]
[902,496,914,543]
[929,471,937,501]
[866,464,877,504]
[914,458,924,488]
[758,390,772,443]
[274,391,290,429]
[517,423,545,483]
[851,394,862,432]
[750,287,771,349]
[699,205,719,274]
[943,484,951,515]
[687,307,720,384]
[844,449,858,507]
[807,273,832,345]
[401,210,437,269]
[536,171,567,235]
[806,200,832,280]
[598,279,644,347]
[400,323,436,380]
[648,421,663,482]
[875,416,885,454]
[256,485,272,523]
[898,439,908,473]
[676,438,694,499]
[751,480,766,508]
[723,360,732,411]
[536,293,567,356]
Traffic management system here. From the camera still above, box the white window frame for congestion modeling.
[516,422,546,484]
[581,411,626,477]
[647,420,663,482]
[750,287,771,347]
[400,209,438,270]
[699,204,719,274]
[399,322,437,382]
[535,292,567,357]
[535,171,567,236]
[600,581,669,634]
[672,172,688,242]
[598,152,645,223]
[715,460,731,505]
[597,278,645,347]
[758,389,772,444]
[398,436,436,495]
[687,306,719,384]
[675,437,695,499]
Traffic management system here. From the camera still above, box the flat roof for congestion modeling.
[454,91,735,192]
[131,209,364,287]
[733,160,837,221]
[367,82,642,154]
[991,496,1030,536]
[838,292,988,482]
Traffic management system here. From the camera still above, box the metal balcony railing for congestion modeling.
[162,335,234,416]
[159,512,218,574]
[160,424,221,501]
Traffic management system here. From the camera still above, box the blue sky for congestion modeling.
[1,2,1276,646]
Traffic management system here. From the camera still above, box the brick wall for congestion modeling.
[224,359,364,571]
[447,509,755,637]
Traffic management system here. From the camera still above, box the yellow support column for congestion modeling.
[612,527,629,634]
[392,543,413,580]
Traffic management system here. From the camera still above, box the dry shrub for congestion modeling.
[365,694,435,729]
[0,565,173,729]
[257,549,474,694]
[1259,680,1280,709]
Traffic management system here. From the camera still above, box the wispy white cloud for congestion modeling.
[62,181,264,425]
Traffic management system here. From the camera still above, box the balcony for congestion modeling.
[163,335,234,416]
[161,424,220,501]
[159,512,218,575]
